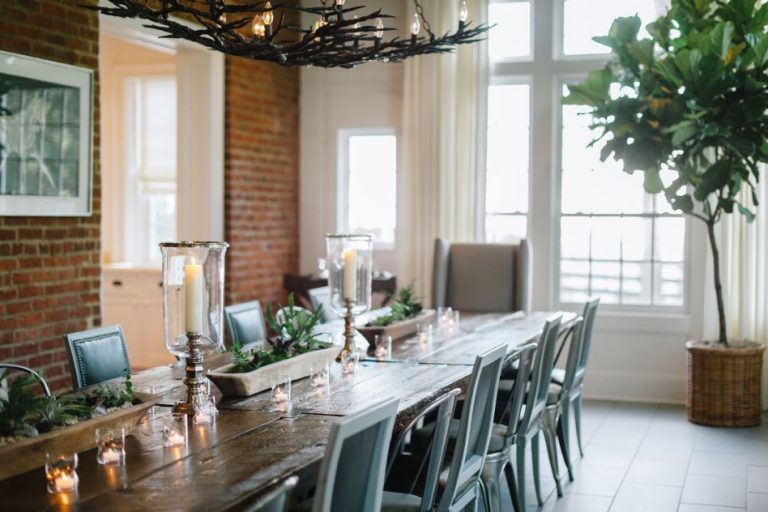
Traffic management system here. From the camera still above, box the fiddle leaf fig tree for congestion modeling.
[564,0,768,346]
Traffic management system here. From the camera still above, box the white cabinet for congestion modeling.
[102,265,174,370]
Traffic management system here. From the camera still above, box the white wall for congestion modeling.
[299,1,406,274]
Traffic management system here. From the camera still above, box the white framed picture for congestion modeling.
[0,50,93,216]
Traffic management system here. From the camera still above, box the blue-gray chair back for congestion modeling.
[224,300,267,346]
[438,344,507,511]
[241,475,298,512]
[432,238,531,313]
[571,297,600,389]
[64,325,131,390]
[313,397,400,512]
[497,343,537,440]
[307,287,337,324]
[519,315,562,435]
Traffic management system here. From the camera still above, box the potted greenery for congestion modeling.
[357,285,435,345]
[565,0,768,425]
[207,294,338,397]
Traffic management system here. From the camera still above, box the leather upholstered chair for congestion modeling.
[64,325,131,390]
[432,238,532,313]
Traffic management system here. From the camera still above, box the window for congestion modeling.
[338,130,397,248]
[483,0,684,310]
[124,75,177,265]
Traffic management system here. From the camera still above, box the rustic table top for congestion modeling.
[0,310,575,511]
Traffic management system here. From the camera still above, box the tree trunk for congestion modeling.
[706,219,728,346]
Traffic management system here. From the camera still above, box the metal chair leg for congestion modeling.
[542,412,563,497]
[481,455,506,512]
[574,395,584,457]
[515,439,528,512]
[557,403,574,481]
[504,459,522,512]
[531,433,544,506]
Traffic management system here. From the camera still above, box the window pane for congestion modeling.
[486,214,527,242]
[136,77,176,178]
[485,84,529,240]
[346,134,397,246]
[562,0,659,56]
[489,1,531,61]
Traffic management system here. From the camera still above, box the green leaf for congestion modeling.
[694,160,731,201]
[563,68,613,107]
[627,39,655,67]
[748,33,768,67]
[670,194,694,213]
[608,16,642,44]
[643,169,664,194]
[668,120,698,146]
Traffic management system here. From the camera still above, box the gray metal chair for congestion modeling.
[500,314,563,511]
[224,300,267,346]
[241,475,298,512]
[382,388,461,511]
[480,343,537,512]
[0,363,52,397]
[307,287,337,324]
[311,397,400,512]
[64,325,131,390]
[432,238,532,313]
[552,298,600,460]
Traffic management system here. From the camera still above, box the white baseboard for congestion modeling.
[582,370,686,404]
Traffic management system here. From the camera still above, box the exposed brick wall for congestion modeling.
[0,0,101,391]
[224,56,300,308]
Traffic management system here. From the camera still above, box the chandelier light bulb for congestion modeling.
[459,0,468,22]
[335,0,346,6]
[218,12,227,24]
[263,1,274,25]
[252,15,266,37]
[410,13,421,36]
[375,17,384,38]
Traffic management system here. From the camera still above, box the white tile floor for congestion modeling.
[499,400,768,512]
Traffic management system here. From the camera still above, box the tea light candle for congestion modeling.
[54,473,76,492]
[272,384,289,403]
[100,447,122,464]
[193,410,212,425]
[166,430,185,446]
[342,249,358,302]
[184,261,203,333]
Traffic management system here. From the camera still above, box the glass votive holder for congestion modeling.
[374,334,392,360]
[417,323,433,344]
[310,363,330,388]
[450,310,460,329]
[437,306,453,326]
[45,453,79,494]
[163,412,188,447]
[271,376,292,404]
[341,349,359,376]
[96,428,126,465]
[193,396,218,426]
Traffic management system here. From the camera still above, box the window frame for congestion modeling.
[483,0,690,314]
[336,127,398,251]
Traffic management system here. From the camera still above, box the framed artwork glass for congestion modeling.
[0,50,93,216]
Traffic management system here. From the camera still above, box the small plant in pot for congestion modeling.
[565,0,768,425]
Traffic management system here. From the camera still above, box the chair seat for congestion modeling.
[381,491,422,512]
[413,418,510,454]
[501,365,567,386]
[551,368,565,386]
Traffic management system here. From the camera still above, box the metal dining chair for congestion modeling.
[381,388,461,511]
[480,343,537,512]
[64,325,131,390]
[240,476,298,512]
[307,287,337,324]
[225,300,268,346]
[551,297,600,460]
[310,397,400,512]
[498,314,563,511]
[0,363,52,397]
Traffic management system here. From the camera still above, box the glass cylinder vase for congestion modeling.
[159,242,228,357]
[326,234,373,317]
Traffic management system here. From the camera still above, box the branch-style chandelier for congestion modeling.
[90,0,491,68]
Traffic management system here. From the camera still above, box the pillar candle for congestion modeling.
[342,249,358,303]
[184,262,203,333]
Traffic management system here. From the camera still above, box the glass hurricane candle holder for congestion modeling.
[374,334,392,360]
[45,453,79,494]
[163,412,189,447]
[326,234,373,360]
[160,242,228,415]
[96,428,125,465]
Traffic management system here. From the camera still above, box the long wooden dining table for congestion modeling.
[0,310,576,511]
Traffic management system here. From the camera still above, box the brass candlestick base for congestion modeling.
[173,332,208,416]
[336,307,354,362]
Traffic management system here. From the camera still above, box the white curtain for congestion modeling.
[703,174,768,408]
[396,0,488,304]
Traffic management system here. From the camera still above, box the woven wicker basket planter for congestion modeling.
[686,340,765,427]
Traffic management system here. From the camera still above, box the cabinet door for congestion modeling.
[102,297,143,368]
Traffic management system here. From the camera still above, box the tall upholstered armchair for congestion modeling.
[432,238,532,313]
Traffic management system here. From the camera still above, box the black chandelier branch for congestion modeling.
[86,0,492,68]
